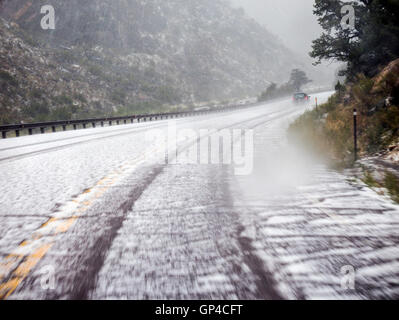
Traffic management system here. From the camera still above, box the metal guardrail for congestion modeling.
[0,103,257,139]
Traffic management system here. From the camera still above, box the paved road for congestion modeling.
[1,92,398,300]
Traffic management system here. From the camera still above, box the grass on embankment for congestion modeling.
[360,170,399,204]
[385,172,399,203]
[288,59,399,169]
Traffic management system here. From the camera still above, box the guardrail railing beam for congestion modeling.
[0,100,262,139]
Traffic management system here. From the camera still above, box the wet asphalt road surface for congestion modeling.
[1,92,399,300]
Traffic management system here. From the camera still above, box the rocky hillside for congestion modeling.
[0,0,305,124]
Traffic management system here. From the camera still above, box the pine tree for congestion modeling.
[310,0,399,78]
[289,69,312,92]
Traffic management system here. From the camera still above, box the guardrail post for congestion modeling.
[116,120,120,125]
[40,127,45,134]
[83,123,86,129]
[92,122,96,128]
[101,121,104,127]
[73,124,77,130]
[62,125,66,131]
[52,126,56,133]
[1,131,6,139]
[15,130,20,137]
[28,128,33,135]
[109,121,112,126]
[131,118,134,123]
[354,109,358,162]
[124,119,127,124]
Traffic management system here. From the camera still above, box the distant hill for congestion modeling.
[0,0,308,124]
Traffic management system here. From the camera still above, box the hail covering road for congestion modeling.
[0,92,398,300]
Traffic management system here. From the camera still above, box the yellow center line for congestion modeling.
[0,244,53,300]
[0,145,161,299]
[55,217,78,234]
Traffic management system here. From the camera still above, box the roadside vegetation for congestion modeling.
[292,0,399,157]
[359,170,399,204]
[0,28,184,125]
[362,171,380,189]
[288,0,399,201]
[288,60,399,168]
[385,172,399,203]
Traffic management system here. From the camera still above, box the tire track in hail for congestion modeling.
[3,103,305,299]
[69,105,300,299]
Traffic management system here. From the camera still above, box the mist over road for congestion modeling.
[1,92,398,300]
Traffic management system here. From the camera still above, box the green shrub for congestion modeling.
[30,88,45,99]
[22,102,50,120]
[363,171,380,188]
[385,172,399,203]
[53,94,73,106]
[155,86,180,104]
[50,106,73,121]
[74,93,87,103]
[109,89,126,105]
[88,64,105,77]
[0,71,18,87]
[56,50,76,64]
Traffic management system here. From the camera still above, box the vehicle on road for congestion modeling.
[292,92,310,104]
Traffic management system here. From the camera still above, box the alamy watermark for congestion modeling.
[39,265,55,290]
[341,4,356,30]
[39,4,355,31]
[145,121,254,176]
[341,265,356,290]
[40,5,55,30]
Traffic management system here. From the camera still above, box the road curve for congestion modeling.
[1,92,398,300]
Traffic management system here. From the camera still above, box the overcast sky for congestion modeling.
[230,0,321,57]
